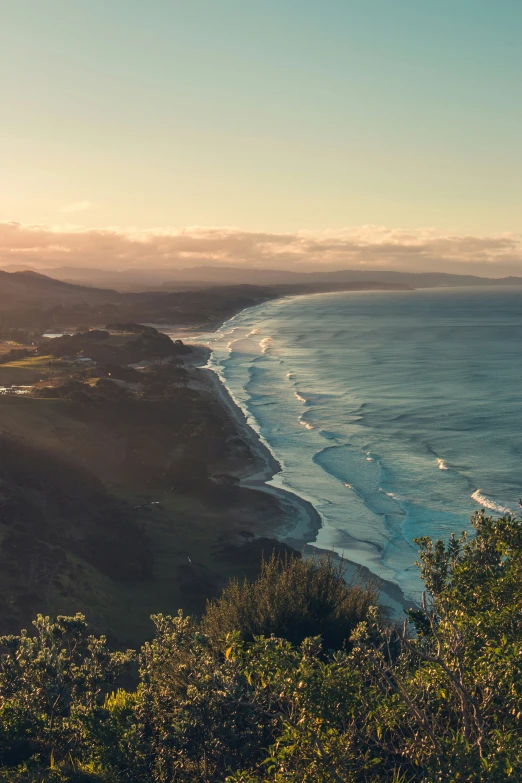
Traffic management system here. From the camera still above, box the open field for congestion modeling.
[0,354,69,387]
[0,341,23,355]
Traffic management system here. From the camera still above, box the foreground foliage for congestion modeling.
[0,513,520,782]
[202,552,378,650]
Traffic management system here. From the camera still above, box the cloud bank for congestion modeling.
[0,221,521,277]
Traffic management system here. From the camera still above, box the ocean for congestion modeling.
[205,288,522,600]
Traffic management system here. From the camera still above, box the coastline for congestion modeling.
[186,343,414,618]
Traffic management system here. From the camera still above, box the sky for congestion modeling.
[1,0,521,274]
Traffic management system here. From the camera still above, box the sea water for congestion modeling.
[205,288,522,600]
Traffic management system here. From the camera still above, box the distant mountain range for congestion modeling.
[3,264,522,292]
[1,265,520,333]
[0,269,409,331]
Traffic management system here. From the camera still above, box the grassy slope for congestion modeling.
[0,385,288,646]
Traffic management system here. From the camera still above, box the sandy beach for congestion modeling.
[186,343,414,618]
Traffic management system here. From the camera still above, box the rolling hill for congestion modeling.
[0,270,120,308]
[0,269,411,331]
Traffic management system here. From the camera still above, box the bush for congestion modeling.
[0,615,133,773]
[0,513,521,782]
[202,551,378,650]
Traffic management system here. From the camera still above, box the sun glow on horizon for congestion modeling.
[1,0,521,270]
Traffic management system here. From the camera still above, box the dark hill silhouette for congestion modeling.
[0,269,119,307]
[0,269,410,331]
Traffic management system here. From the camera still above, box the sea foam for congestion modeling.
[206,287,522,602]
[471,490,513,515]
[259,337,273,354]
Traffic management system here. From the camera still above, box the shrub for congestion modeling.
[202,551,378,650]
[1,513,521,782]
[0,615,133,773]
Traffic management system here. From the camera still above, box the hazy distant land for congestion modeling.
[4,263,522,292]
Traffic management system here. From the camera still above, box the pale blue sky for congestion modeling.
[1,0,521,235]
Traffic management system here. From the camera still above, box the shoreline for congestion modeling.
[187,343,414,618]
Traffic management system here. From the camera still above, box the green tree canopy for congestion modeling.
[0,512,520,782]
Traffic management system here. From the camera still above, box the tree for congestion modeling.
[0,614,133,775]
[202,551,378,651]
[0,513,521,782]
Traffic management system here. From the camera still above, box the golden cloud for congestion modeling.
[0,221,521,276]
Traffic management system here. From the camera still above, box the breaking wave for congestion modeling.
[259,337,273,354]
[471,490,513,515]
[206,288,522,601]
